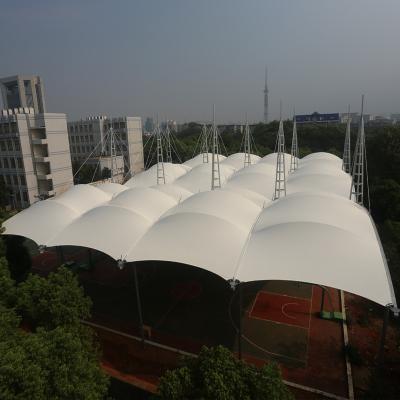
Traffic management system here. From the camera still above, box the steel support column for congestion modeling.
[377,306,390,367]
[133,263,145,344]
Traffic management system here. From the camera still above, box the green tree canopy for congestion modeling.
[157,345,293,400]
[0,261,109,400]
[17,267,92,330]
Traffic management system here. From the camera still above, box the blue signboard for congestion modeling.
[295,112,340,123]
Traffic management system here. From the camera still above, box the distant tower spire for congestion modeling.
[342,105,351,173]
[156,122,165,185]
[274,109,286,200]
[244,114,252,167]
[290,108,299,172]
[350,96,367,206]
[211,105,221,190]
[264,66,269,123]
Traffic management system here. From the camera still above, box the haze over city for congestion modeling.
[1,0,400,122]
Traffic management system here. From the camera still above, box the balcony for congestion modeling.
[32,138,48,145]
[34,156,50,163]
[37,173,52,180]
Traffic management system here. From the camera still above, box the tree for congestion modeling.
[0,180,10,208]
[102,167,111,180]
[3,235,31,283]
[157,345,293,400]
[17,266,92,330]
[0,262,109,399]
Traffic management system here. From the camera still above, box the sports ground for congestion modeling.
[31,244,349,398]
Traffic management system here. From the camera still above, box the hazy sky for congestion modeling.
[1,0,399,122]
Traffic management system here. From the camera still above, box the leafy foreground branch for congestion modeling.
[0,260,109,400]
[156,345,293,400]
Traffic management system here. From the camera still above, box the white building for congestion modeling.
[0,108,73,208]
[67,115,144,178]
[0,75,73,208]
[0,75,46,114]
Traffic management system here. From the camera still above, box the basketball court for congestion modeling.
[238,281,313,368]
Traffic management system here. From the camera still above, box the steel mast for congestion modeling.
[164,121,173,163]
[201,124,209,163]
[273,102,286,199]
[350,95,365,205]
[109,127,119,183]
[290,108,299,172]
[156,122,166,185]
[342,105,352,173]
[211,105,221,190]
[244,115,252,167]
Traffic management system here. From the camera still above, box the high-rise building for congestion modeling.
[0,108,73,208]
[0,75,46,114]
[264,66,269,123]
[67,115,144,178]
[0,74,73,208]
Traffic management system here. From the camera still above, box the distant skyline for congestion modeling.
[1,0,399,122]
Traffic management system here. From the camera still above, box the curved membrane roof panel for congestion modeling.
[287,173,352,198]
[302,152,342,163]
[2,200,79,246]
[53,184,111,214]
[222,153,261,169]
[256,192,376,241]
[48,205,152,260]
[127,212,247,279]
[237,222,393,306]
[162,189,261,232]
[221,187,270,208]
[93,182,129,197]
[259,152,292,171]
[110,187,178,222]
[294,160,349,177]
[125,163,190,188]
[150,183,194,202]
[225,172,276,199]
[2,151,397,307]
[183,153,226,168]
[233,162,276,177]
[174,162,236,193]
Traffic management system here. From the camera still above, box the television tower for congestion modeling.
[264,66,269,123]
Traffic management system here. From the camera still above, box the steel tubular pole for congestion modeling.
[57,246,65,265]
[87,249,93,268]
[377,306,390,367]
[320,286,325,314]
[238,283,243,360]
[133,263,145,344]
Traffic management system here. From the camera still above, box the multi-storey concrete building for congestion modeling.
[0,75,46,114]
[67,115,144,177]
[0,108,73,208]
[0,74,73,208]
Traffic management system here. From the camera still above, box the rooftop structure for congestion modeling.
[3,149,396,309]
[296,112,340,124]
[0,75,46,114]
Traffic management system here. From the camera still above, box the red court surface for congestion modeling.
[249,291,311,329]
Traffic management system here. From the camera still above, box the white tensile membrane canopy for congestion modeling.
[2,152,397,308]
